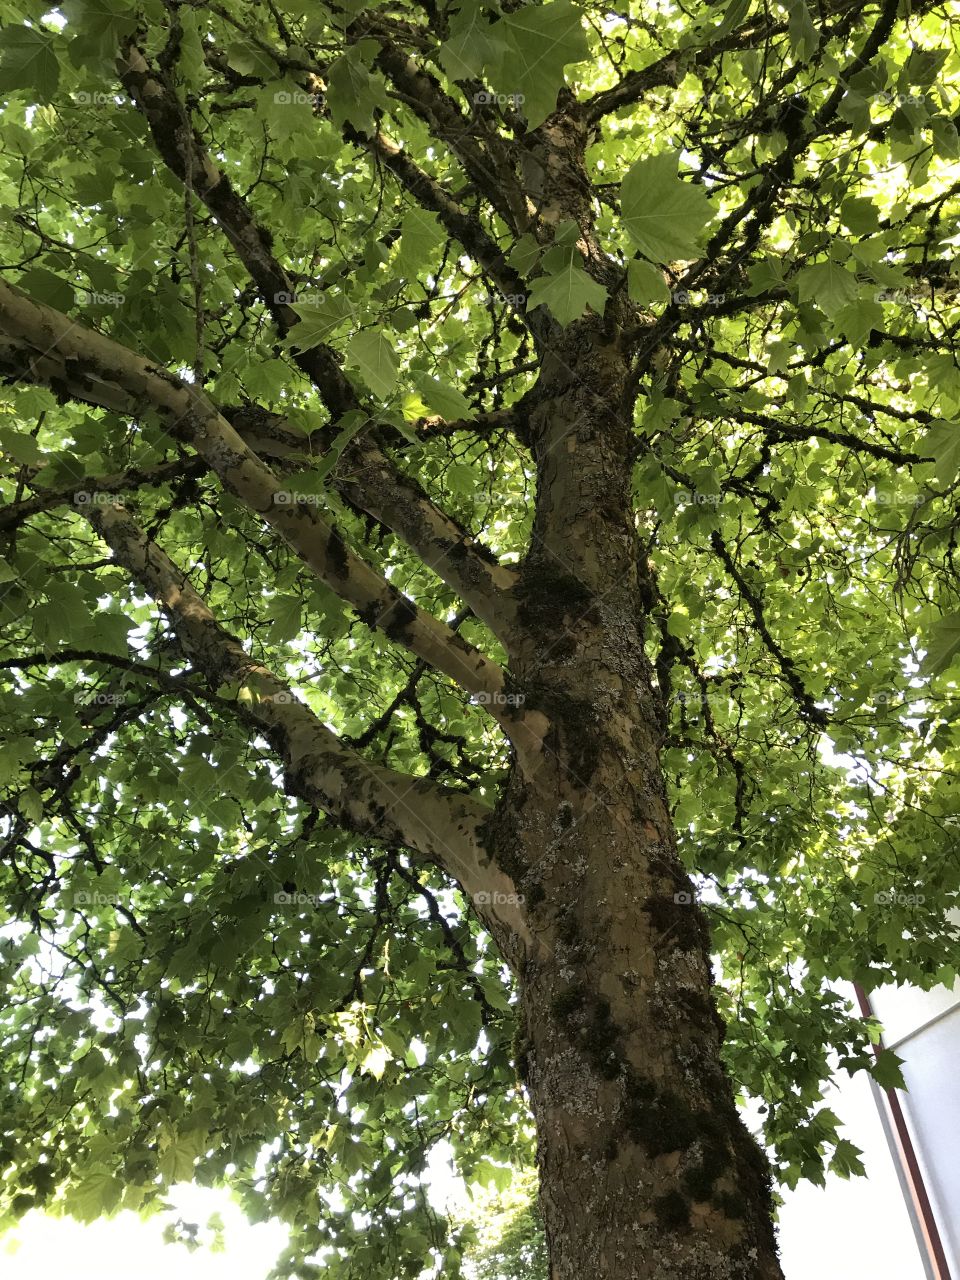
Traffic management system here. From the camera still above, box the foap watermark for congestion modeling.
[262,691,295,704]
[74,691,125,707]
[73,491,119,507]
[870,91,925,108]
[472,90,524,108]
[481,291,527,308]
[273,490,322,507]
[273,290,325,305]
[473,890,525,906]
[274,890,322,906]
[673,489,732,507]
[868,492,924,507]
[874,889,925,906]
[273,90,322,107]
[671,290,724,307]
[673,890,694,904]
[470,691,526,707]
[72,90,115,107]
[70,890,114,907]
[75,290,124,307]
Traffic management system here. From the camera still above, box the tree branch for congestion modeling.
[117,40,520,634]
[708,530,828,728]
[81,498,532,956]
[0,281,516,718]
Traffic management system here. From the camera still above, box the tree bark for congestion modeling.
[487,330,785,1278]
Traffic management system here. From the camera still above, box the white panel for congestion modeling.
[897,1005,960,1268]
[870,979,960,1050]
[774,1064,926,1279]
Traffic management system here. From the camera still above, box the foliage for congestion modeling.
[458,1168,548,1280]
[0,0,958,1276]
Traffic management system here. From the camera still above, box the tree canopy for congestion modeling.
[0,0,959,1275]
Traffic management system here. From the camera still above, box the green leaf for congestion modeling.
[525,250,607,326]
[411,373,475,421]
[835,298,882,346]
[620,153,714,264]
[840,198,880,235]
[491,1,589,129]
[918,421,960,485]
[325,41,389,130]
[17,787,43,825]
[360,1043,390,1079]
[830,1138,866,1179]
[397,209,444,273]
[870,1049,906,1091]
[312,410,373,481]
[159,1136,200,1183]
[438,2,509,81]
[0,25,60,101]
[286,295,356,353]
[920,613,960,677]
[18,266,75,311]
[786,0,819,62]
[627,260,670,305]
[795,260,859,316]
[346,330,399,399]
[64,1168,122,1222]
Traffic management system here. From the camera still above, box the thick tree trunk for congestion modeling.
[488,330,785,1278]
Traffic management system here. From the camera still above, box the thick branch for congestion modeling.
[81,499,531,955]
[0,281,515,718]
[117,40,518,633]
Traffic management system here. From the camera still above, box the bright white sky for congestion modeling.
[1,1186,288,1280]
[0,1147,470,1279]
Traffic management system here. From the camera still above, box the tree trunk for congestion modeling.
[487,330,785,1278]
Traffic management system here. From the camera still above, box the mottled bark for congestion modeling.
[485,331,785,1279]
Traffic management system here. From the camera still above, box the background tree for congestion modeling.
[0,0,959,1276]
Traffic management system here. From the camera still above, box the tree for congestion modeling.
[0,0,958,1275]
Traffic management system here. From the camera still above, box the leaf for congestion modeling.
[312,410,372,481]
[325,41,389,130]
[620,153,714,264]
[17,787,43,825]
[0,25,60,101]
[159,1137,199,1183]
[627,260,670,305]
[870,1048,906,1091]
[410,373,475,421]
[397,209,444,273]
[360,1044,390,1079]
[786,0,819,62]
[346,330,399,399]
[795,261,859,316]
[835,298,882,347]
[830,1138,866,1179]
[491,1,590,129]
[438,2,509,81]
[267,595,302,645]
[525,250,607,326]
[64,1168,122,1221]
[840,197,879,235]
[286,295,356,353]
[920,613,960,677]
[918,421,960,485]
[17,266,75,312]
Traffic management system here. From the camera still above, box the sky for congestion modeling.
[1,1185,288,1280]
